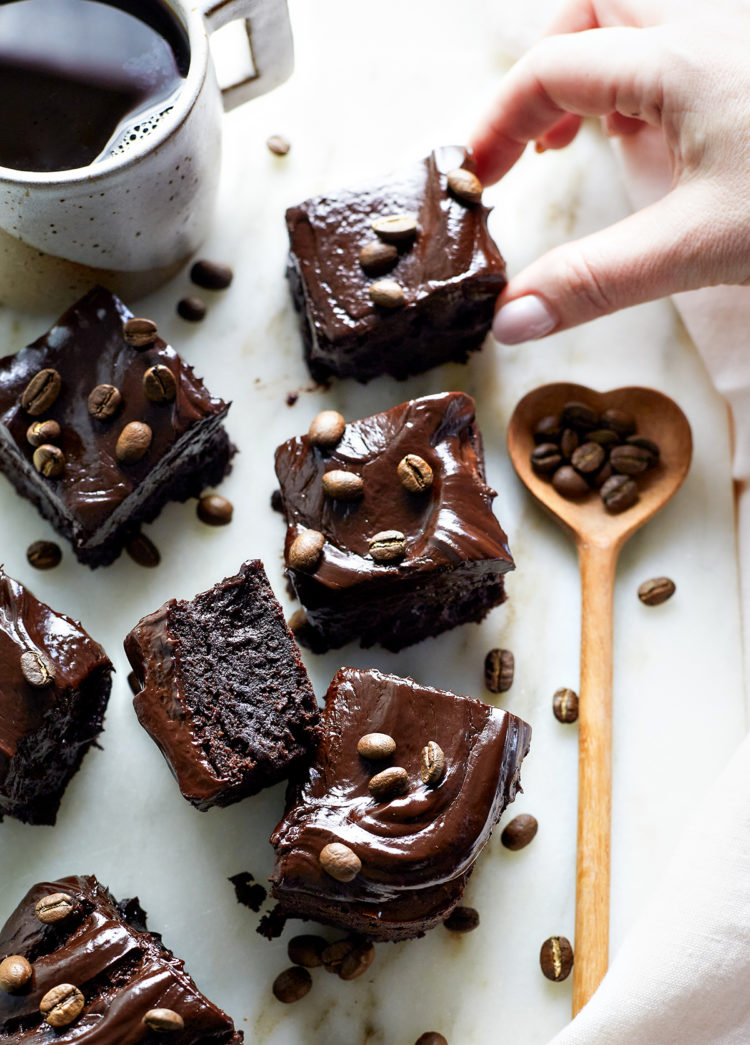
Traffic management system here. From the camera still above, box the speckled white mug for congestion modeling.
[0,0,293,312]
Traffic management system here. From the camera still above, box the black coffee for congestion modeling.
[0,0,189,172]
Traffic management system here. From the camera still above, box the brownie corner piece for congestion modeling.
[0,568,112,825]
[0,285,233,568]
[274,391,514,652]
[285,145,507,383]
[125,559,320,811]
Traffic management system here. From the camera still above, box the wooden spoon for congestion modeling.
[507,383,692,1017]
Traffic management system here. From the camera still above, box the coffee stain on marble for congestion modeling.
[545,170,584,238]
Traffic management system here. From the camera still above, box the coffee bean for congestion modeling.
[35,892,74,923]
[359,239,399,275]
[540,936,574,982]
[126,532,161,568]
[371,213,418,243]
[143,364,177,403]
[531,443,563,476]
[501,813,538,850]
[368,766,409,801]
[288,529,325,572]
[637,576,676,606]
[21,649,54,688]
[273,967,312,1004]
[587,428,619,449]
[142,1008,185,1033]
[369,279,406,309]
[287,608,308,636]
[397,453,433,493]
[26,419,61,446]
[415,1034,448,1045]
[197,494,233,526]
[368,530,406,563]
[123,317,158,348]
[308,410,345,449]
[288,935,327,968]
[357,733,396,760]
[322,469,364,501]
[571,442,606,475]
[177,296,207,322]
[190,259,233,290]
[533,414,562,443]
[601,407,636,438]
[626,434,660,463]
[553,687,579,723]
[319,842,361,882]
[484,648,514,693]
[560,401,598,431]
[591,461,613,489]
[0,954,32,993]
[27,540,62,570]
[610,444,652,475]
[87,383,122,420]
[266,133,291,156]
[21,368,61,415]
[127,671,140,695]
[339,940,375,981]
[552,465,589,499]
[321,939,353,975]
[446,168,483,204]
[559,428,579,460]
[600,474,639,513]
[444,906,479,933]
[116,421,152,464]
[40,983,85,1027]
[420,740,446,786]
[32,444,65,478]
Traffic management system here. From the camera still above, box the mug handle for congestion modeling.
[203,0,294,111]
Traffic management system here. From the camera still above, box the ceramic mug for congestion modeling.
[0,0,294,312]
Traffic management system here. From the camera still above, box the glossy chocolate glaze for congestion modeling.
[0,875,242,1044]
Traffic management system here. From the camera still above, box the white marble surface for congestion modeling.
[0,1,745,1043]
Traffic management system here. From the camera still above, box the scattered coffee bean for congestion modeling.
[35,892,74,923]
[288,935,327,969]
[368,530,406,563]
[0,954,32,993]
[143,364,177,403]
[26,419,61,447]
[123,317,158,348]
[484,648,514,693]
[197,494,233,526]
[637,576,676,606]
[116,421,152,464]
[369,279,406,309]
[21,368,61,415]
[446,167,483,204]
[177,296,207,322]
[600,473,639,513]
[444,906,479,933]
[610,443,652,475]
[531,443,563,476]
[32,444,65,478]
[559,427,579,460]
[553,687,579,723]
[560,401,598,430]
[272,966,312,1004]
[40,983,85,1027]
[415,1034,448,1045]
[308,409,346,449]
[371,213,418,242]
[87,383,122,420]
[397,453,433,493]
[20,649,54,688]
[357,732,396,760]
[368,766,409,801]
[126,532,161,568]
[339,940,375,981]
[127,671,140,695]
[359,239,399,275]
[142,1008,185,1033]
[571,441,606,475]
[501,813,538,850]
[587,428,619,449]
[552,465,589,499]
[190,259,233,290]
[319,842,361,882]
[626,434,660,463]
[321,939,353,975]
[322,469,364,501]
[27,540,62,570]
[540,936,574,982]
[420,740,446,786]
[266,133,291,156]
[288,529,325,571]
[534,414,562,443]
[601,407,635,438]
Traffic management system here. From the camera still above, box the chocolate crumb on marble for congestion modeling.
[228,872,267,912]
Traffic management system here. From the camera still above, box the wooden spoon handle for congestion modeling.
[572,539,617,1016]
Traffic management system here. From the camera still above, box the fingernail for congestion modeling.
[492,295,557,345]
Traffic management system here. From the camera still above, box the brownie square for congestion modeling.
[0,286,233,568]
[0,874,243,1044]
[266,667,531,942]
[286,145,507,383]
[274,392,514,652]
[125,560,320,811]
[0,568,112,825]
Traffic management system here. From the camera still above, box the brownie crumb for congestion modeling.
[229,872,267,912]
[286,392,299,407]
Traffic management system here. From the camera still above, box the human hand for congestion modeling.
[470,0,750,344]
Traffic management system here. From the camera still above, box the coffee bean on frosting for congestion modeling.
[126,532,161,568]
[371,213,418,242]
[369,279,406,309]
[27,540,62,570]
[444,906,480,933]
[484,648,514,693]
[190,259,233,290]
[553,687,579,723]
[123,317,158,348]
[319,842,361,882]
[368,766,408,801]
[35,892,74,923]
[87,383,122,420]
[368,530,406,563]
[420,741,445,786]
[322,469,364,501]
[20,649,54,688]
[40,984,85,1027]
[177,296,207,322]
[26,419,61,447]
[501,813,538,850]
[359,239,399,275]
[308,410,345,449]
[637,576,676,606]
[21,368,61,415]
[540,936,574,982]
[116,422,152,464]
[143,365,177,403]
[142,1008,185,1033]
[197,494,233,526]
[288,529,325,572]
[0,955,32,993]
[33,444,65,478]
[272,967,312,1003]
[357,733,396,760]
[397,454,433,493]
[447,168,483,204]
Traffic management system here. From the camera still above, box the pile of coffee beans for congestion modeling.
[272,933,376,1003]
[531,401,660,513]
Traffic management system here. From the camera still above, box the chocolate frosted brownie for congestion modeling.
[0,569,112,825]
[0,875,242,1044]
[274,392,514,652]
[0,286,233,568]
[286,146,507,382]
[125,560,320,811]
[266,667,531,942]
